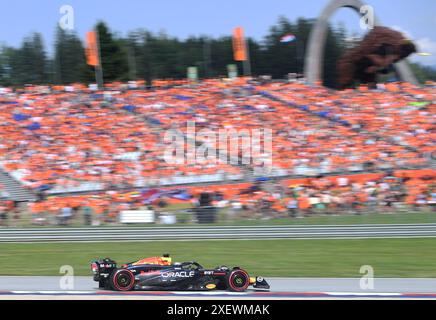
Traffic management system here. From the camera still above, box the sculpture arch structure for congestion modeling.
[304,0,418,85]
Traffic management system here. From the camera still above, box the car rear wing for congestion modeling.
[91,258,117,274]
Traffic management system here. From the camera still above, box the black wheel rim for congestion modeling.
[233,274,246,287]
[117,273,132,288]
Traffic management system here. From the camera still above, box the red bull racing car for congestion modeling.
[91,254,270,292]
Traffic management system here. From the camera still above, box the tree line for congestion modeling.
[0,17,434,89]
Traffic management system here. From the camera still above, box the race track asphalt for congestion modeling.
[1,277,436,299]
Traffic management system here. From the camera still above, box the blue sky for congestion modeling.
[1,0,435,65]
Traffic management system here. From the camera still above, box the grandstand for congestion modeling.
[0,78,434,224]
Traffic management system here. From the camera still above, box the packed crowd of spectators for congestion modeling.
[258,81,434,158]
[1,79,434,194]
[0,83,243,193]
[19,169,434,226]
[117,80,434,175]
[0,78,434,225]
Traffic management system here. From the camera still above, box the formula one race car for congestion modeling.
[91,254,270,292]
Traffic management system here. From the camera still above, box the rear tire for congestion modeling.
[109,269,135,291]
[226,269,250,292]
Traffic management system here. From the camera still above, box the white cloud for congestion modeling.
[413,38,436,65]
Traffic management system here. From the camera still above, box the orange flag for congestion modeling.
[232,27,247,61]
[85,31,100,67]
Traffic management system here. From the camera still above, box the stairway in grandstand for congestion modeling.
[0,169,35,202]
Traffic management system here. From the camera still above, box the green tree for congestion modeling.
[7,33,49,85]
[323,24,346,88]
[409,62,436,84]
[0,45,12,86]
[3,17,434,88]
[95,21,129,82]
[54,27,87,84]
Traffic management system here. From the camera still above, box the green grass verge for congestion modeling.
[1,238,436,277]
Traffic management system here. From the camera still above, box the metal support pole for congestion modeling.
[95,29,104,89]
[243,39,252,76]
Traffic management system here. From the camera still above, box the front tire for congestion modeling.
[109,269,135,291]
[226,269,250,292]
